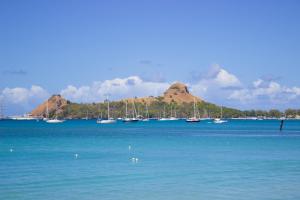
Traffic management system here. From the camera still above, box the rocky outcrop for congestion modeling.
[124,82,203,104]
[162,82,202,103]
[31,95,68,117]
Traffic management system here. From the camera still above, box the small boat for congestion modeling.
[186,98,200,123]
[169,106,179,120]
[123,117,139,122]
[122,101,139,123]
[213,106,227,124]
[45,99,65,123]
[141,103,150,121]
[159,106,179,121]
[169,117,179,121]
[82,110,89,120]
[213,118,227,124]
[159,117,169,121]
[97,118,116,124]
[46,119,65,123]
[186,117,201,122]
[97,97,116,124]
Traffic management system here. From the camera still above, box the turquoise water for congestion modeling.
[1,119,300,200]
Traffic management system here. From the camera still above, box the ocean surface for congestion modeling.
[1,119,300,200]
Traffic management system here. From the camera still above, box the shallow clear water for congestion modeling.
[1,119,300,200]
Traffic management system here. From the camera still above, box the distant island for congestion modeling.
[30,82,300,119]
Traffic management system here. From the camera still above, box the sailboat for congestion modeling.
[142,103,150,121]
[97,98,116,124]
[46,100,64,123]
[43,100,49,121]
[186,98,200,122]
[96,104,102,121]
[82,110,89,120]
[169,106,179,120]
[213,106,227,124]
[159,105,169,121]
[123,101,139,122]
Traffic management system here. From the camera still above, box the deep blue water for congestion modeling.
[1,119,300,200]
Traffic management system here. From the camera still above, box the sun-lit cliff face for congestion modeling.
[162,82,203,103]
[31,95,68,117]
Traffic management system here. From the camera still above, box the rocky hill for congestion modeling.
[31,95,68,117]
[162,82,202,103]
[124,82,203,104]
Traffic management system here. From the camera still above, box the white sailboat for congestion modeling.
[46,100,64,123]
[159,105,169,121]
[82,110,89,120]
[142,103,150,121]
[123,101,139,122]
[186,98,200,122]
[169,106,179,120]
[97,98,116,124]
[43,100,49,121]
[213,106,227,124]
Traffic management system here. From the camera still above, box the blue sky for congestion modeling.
[1,0,300,114]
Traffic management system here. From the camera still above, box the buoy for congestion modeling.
[280,120,284,131]
[74,153,79,159]
[131,157,139,163]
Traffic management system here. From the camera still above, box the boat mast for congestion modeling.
[146,104,149,118]
[107,98,110,119]
[193,98,196,118]
[97,103,101,119]
[125,101,128,118]
[220,106,223,119]
[54,100,57,119]
[132,101,137,118]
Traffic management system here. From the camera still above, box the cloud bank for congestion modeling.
[60,76,170,103]
[0,85,48,115]
[1,65,300,115]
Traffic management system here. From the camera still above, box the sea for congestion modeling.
[1,119,300,200]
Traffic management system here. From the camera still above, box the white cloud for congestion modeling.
[1,85,48,104]
[189,64,241,104]
[228,79,300,108]
[214,67,241,87]
[0,85,49,115]
[189,65,300,109]
[60,76,170,102]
